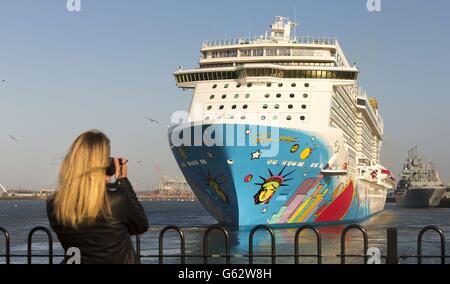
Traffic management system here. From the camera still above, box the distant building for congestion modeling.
[8,190,37,198]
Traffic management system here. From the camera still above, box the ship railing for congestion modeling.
[0,224,447,264]
[202,36,336,48]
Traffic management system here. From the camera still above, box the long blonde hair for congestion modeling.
[54,130,111,228]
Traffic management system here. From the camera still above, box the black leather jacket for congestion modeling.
[47,178,149,264]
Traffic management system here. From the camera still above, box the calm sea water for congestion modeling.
[0,200,449,264]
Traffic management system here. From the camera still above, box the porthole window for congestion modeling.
[267,83,272,87]
[210,95,215,100]
[291,83,297,87]
[217,116,222,119]
[245,93,251,99]
[278,83,283,87]
[273,115,279,120]
[234,94,239,99]
[232,105,237,109]
[300,116,306,121]
[303,93,309,99]
[229,115,235,119]
[224,84,229,88]
[276,93,282,98]
[219,105,224,110]
[265,93,270,98]
[290,94,295,98]
[274,104,280,109]
[304,83,310,88]
[240,115,246,120]
[222,94,227,99]
[301,104,307,109]
[205,116,210,120]
[212,84,217,89]
[263,104,268,109]
[286,115,292,121]
[288,105,293,109]
[207,106,213,110]
[247,83,253,88]
[261,115,266,120]
[243,105,248,109]
[236,83,241,88]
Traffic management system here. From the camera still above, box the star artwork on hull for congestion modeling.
[251,150,262,160]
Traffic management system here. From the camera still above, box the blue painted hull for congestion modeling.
[169,124,378,229]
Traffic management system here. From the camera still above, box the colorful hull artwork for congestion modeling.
[169,124,375,228]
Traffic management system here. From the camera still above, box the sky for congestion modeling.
[1,0,450,191]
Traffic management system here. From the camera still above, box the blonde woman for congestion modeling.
[47,130,148,264]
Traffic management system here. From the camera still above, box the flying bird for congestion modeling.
[145,117,160,124]
[136,160,143,164]
[8,135,18,142]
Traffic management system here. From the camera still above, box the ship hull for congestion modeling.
[439,189,450,208]
[439,196,450,208]
[395,188,445,208]
[169,123,388,228]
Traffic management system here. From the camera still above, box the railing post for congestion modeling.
[249,225,276,264]
[341,224,368,264]
[159,226,185,264]
[135,235,141,262]
[203,225,230,264]
[418,226,446,264]
[294,225,322,264]
[0,227,10,264]
[386,228,398,264]
[27,226,53,264]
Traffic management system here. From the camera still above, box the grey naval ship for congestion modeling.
[394,147,446,208]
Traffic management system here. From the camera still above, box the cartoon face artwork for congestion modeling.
[199,169,229,204]
[206,176,229,203]
[254,166,295,205]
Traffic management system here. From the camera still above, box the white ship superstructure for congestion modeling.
[170,17,395,227]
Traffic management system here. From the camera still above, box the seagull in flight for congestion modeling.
[145,117,160,124]
[8,135,19,142]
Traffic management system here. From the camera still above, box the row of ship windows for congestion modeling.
[206,104,308,110]
[175,68,358,83]
[209,93,310,99]
[200,62,336,68]
[208,48,332,58]
[212,82,310,89]
[204,115,307,121]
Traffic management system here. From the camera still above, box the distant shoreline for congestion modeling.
[0,197,47,201]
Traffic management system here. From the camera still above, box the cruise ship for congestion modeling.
[169,17,395,228]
